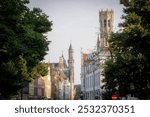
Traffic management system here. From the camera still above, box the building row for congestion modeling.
[16,9,114,100]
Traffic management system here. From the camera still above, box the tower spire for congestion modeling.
[68,44,74,100]
[69,43,73,50]
[97,34,100,51]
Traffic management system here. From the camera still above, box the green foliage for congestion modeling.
[0,0,52,98]
[103,0,150,99]
[18,55,29,81]
[29,63,48,80]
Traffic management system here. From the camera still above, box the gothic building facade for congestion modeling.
[50,44,75,100]
[81,10,114,100]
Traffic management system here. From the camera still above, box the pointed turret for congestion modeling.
[69,43,73,61]
[69,43,73,50]
[59,52,66,70]
[97,34,100,51]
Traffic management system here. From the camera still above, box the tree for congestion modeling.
[103,0,150,99]
[0,0,52,99]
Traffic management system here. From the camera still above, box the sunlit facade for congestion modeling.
[81,10,114,100]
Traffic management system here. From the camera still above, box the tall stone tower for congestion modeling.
[99,10,114,50]
[68,44,74,100]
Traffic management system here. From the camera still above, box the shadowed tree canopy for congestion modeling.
[0,0,52,99]
[103,0,150,99]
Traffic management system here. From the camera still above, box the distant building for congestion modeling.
[50,61,70,100]
[50,44,75,100]
[17,64,51,100]
[81,10,114,100]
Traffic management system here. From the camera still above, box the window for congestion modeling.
[34,79,38,86]
[108,20,110,27]
[42,88,44,96]
[104,20,106,27]
[34,87,38,96]
[104,38,108,47]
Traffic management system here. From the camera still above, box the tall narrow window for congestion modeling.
[34,87,38,96]
[104,20,106,27]
[108,20,110,27]
[42,88,44,96]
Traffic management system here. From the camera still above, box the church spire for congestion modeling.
[69,43,73,50]
[69,43,73,61]
[97,34,100,51]
[68,43,74,100]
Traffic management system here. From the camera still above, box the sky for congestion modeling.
[28,0,124,85]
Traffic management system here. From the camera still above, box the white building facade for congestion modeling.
[81,52,100,99]
[81,10,114,100]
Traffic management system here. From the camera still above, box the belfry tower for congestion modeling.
[68,44,74,100]
[99,9,114,50]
